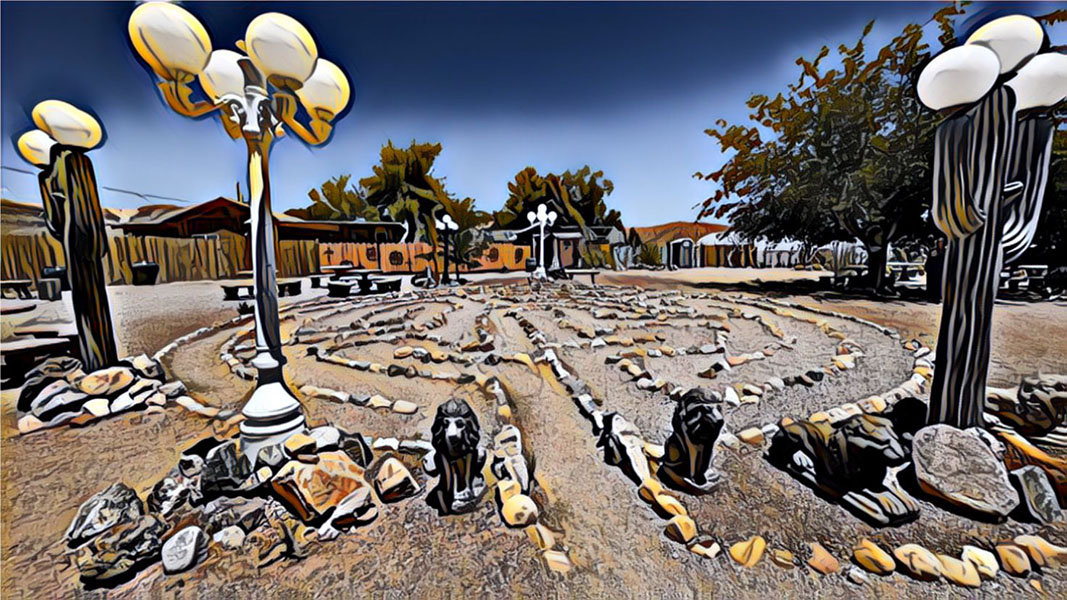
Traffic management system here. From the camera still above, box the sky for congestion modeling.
[1,1,1061,226]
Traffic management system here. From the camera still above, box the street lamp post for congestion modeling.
[917,15,1067,428]
[435,213,459,285]
[527,204,557,280]
[15,101,119,373]
[129,2,351,457]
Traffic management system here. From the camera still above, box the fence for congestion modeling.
[1,233,531,285]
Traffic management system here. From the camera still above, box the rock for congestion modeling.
[729,536,766,567]
[66,483,145,548]
[770,549,796,569]
[75,514,166,585]
[159,380,187,399]
[738,427,764,445]
[893,544,942,581]
[543,549,572,574]
[272,451,369,522]
[999,431,1067,507]
[996,543,1032,577]
[1010,466,1062,524]
[526,523,556,550]
[147,469,200,517]
[501,494,538,528]
[374,457,421,502]
[123,354,165,380]
[17,356,83,412]
[807,542,840,575]
[330,486,379,529]
[213,525,246,550]
[847,565,871,586]
[161,525,208,575]
[283,432,316,456]
[912,425,1019,520]
[257,444,287,469]
[308,426,342,452]
[82,397,110,418]
[1014,534,1067,569]
[78,367,136,397]
[30,382,88,422]
[652,493,687,518]
[852,538,895,575]
[339,432,374,467]
[392,400,418,415]
[664,515,697,544]
[17,414,45,434]
[202,440,253,496]
[393,346,414,359]
[368,394,392,409]
[937,554,980,587]
[690,539,721,559]
[961,545,998,580]
[987,374,1067,436]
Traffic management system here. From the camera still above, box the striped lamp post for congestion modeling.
[918,15,1067,428]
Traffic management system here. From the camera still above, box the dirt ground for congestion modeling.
[2,269,1065,598]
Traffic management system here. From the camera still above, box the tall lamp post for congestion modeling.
[128,2,351,456]
[15,101,119,372]
[434,213,459,285]
[917,15,1066,428]
[527,203,557,280]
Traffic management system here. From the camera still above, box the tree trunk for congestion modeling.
[865,244,888,292]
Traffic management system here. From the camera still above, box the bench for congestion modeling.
[564,269,600,286]
[222,279,301,301]
[309,274,327,288]
[278,279,302,297]
[375,277,402,293]
[327,281,354,298]
[1,280,34,300]
[1,336,74,387]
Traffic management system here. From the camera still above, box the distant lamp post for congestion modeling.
[15,101,119,372]
[129,2,351,457]
[917,14,1066,428]
[527,204,557,280]
[434,213,459,285]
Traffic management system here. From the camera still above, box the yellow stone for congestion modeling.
[393,346,414,359]
[283,432,316,456]
[730,536,766,567]
[498,405,512,420]
[961,545,998,580]
[367,394,391,409]
[638,478,663,505]
[738,428,764,445]
[653,493,687,517]
[496,480,520,504]
[543,549,572,573]
[526,524,556,550]
[894,544,942,581]
[1014,535,1067,569]
[809,412,830,423]
[771,549,796,569]
[996,543,1032,577]
[938,554,980,588]
[690,540,721,559]
[501,494,538,528]
[644,443,665,460]
[853,538,895,576]
[664,515,697,544]
[807,542,840,575]
[17,415,44,434]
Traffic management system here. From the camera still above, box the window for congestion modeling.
[515,247,524,262]
[388,250,404,266]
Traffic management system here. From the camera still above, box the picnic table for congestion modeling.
[1,336,73,387]
[1,280,34,300]
[221,278,302,301]
[562,268,600,286]
[309,274,328,288]
[322,264,360,280]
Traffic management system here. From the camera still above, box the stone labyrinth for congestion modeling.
[58,282,1066,591]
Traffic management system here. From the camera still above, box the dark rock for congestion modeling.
[66,483,145,548]
[161,526,208,574]
[988,375,1067,436]
[339,431,374,467]
[1010,466,1063,524]
[76,514,167,586]
[806,370,825,383]
[257,444,288,469]
[17,356,83,413]
[387,364,405,377]
[596,412,651,485]
[201,440,252,496]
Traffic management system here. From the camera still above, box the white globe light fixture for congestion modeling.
[16,129,57,167]
[1007,52,1067,111]
[31,100,103,149]
[966,14,1044,74]
[917,45,1001,110]
[528,204,558,280]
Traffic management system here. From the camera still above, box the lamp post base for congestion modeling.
[532,267,548,280]
[240,380,305,462]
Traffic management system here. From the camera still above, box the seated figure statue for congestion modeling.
[658,388,724,493]
[426,398,488,515]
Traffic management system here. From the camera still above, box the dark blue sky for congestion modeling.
[2,2,1061,225]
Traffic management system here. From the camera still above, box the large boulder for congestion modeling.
[271,451,369,522]
[66,483,145,548]
[160,525,208,575]
[75,514,167,586]
[78,367,136,397]
[912,425,1019,520]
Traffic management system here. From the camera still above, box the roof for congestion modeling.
[113,197,404,231]
[629,221,727,245]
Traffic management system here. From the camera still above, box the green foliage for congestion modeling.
[437,196,493,269]
[287,175,380,221]
[361,141,451,244]
[579,245,614,269]
[494,166,621,235]
[637,242,663,267]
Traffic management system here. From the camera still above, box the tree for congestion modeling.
[286,175,380,221]
[360,141,451,244]
[436,195,493,272]
[493,166,621,236]
[695,13,959,291]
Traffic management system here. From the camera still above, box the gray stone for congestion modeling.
[161,526,208,574]
[912,425,1019,520]
[309,426,342,451]
[158,380,187,399]
[30,382,88,422]
[17,356,83,412]
[201,441,252,495]
[123,354,165,381]
[213,525,246,550]
[256,444,287,469]
[76,514,167,585]
[1010,466,1063,524]
[66,483,145,548]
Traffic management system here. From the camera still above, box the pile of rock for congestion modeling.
[66,422,426,587]
[16,355,193,434]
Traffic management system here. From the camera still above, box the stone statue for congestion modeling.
[658,388,724,493]
[426,398,487,515]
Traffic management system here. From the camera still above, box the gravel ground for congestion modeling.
[2,271,1065,598]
